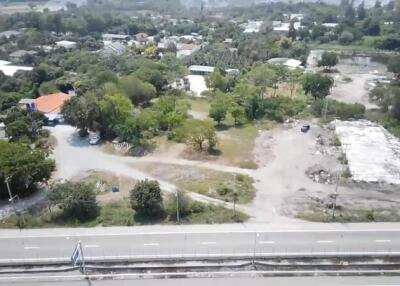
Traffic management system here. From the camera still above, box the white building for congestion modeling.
[0,60,33,76]
[101,41,127,57]
[322,23,339,28]
[273,21,302,34]
[56,40,77,49]
[176,43,202,59]
[188,65,215,75]
[240,21,264,33]
[267,58,303,69]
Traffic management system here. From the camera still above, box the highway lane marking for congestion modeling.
[317,240,333,244]
[143,243,159,246]
[84,244,100,248]
[201,242,217,245]
[375,240,391,243]
[3,228,400,239]
[259,241,275,244]
[23,246,40,250]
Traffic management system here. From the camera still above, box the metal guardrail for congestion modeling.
[1,251,400,266]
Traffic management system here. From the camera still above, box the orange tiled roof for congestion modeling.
[34,92,71,114]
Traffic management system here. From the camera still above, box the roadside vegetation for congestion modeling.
[0,179,247,228]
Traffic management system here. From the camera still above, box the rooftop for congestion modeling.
[189,65,215,73]
[35,92,72,114]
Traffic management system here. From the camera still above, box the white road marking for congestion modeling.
[23,246,40,250]
[84,244,100,248]
[317,240,333,244]
[2,228,400,239]
[375,240,391,243]
[201,242,217,245]
[259,241,275,244]
[143,243,159,246]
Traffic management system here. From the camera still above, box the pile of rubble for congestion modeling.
[306,165,335,184]
[333,120,400,184]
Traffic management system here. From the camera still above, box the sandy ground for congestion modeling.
[307,50,388,110]
[186,75,208,97]
[3,122,399,222]
[250,120,338,221]
[256,121,400,221]
[47,125,253,215]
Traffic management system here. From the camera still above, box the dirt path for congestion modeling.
[49,125,255,216]
[249,121,339,222]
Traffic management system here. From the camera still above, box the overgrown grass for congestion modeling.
[184,96,211,113]
[0,199,248,228]
[132,163,256,204]
[180,172,255,204]
[217,123,258,169]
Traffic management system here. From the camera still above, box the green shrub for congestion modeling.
[312,99,365,120]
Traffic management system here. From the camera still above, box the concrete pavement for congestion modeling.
[1,223,399,263]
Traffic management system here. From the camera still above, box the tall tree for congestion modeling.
[318,51,339,71]
[47,181,99,222]
[302,73,334,99]
[130,179,163,215]
[357,1,366,19]
[0,142,55,198]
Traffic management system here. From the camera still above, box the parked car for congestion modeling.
[89,134,101,145]
[112,137,122,144]
[301,124,311,133]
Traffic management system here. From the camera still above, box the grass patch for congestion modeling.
[132,162,256,204]
[0,199,248,228]
[299,207,400,223]
[184,96,211,113]
[217,123,258,168]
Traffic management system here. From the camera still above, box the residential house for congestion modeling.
[0,122,6,141]
[19,92,72,123]
[189,65,215,75]
[240,21,263,33]
[321,23,339,29]
[56,40,77,49]
[273,21,301,34]
[18,98,36,111]
[176,43,201,59]
[0,30,21,39]
[102,33,130,43]
[135,32,149,43]
[9,50,37,64]
[101,41,127,57]
[267,57,303,69]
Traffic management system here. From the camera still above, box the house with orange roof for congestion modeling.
[18,92,72,124]
[34,92,71,114]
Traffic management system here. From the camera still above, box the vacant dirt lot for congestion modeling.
[46,121,400,223]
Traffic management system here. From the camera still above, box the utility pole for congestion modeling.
[252,232,259,267]
[232,175,238,218]
[332,143,348,220]
[323,98,329,121]
[5,177,25,226]
[176,190,180,224]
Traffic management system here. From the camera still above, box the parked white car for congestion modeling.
[89,134,101,145]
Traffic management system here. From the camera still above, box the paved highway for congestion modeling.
[0,223,400,263]
[2,276,400,285]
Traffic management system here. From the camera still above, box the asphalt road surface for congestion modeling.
[1,223,400,263]
[2,277,400,286]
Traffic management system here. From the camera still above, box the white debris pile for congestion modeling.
[333,120,400,184]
